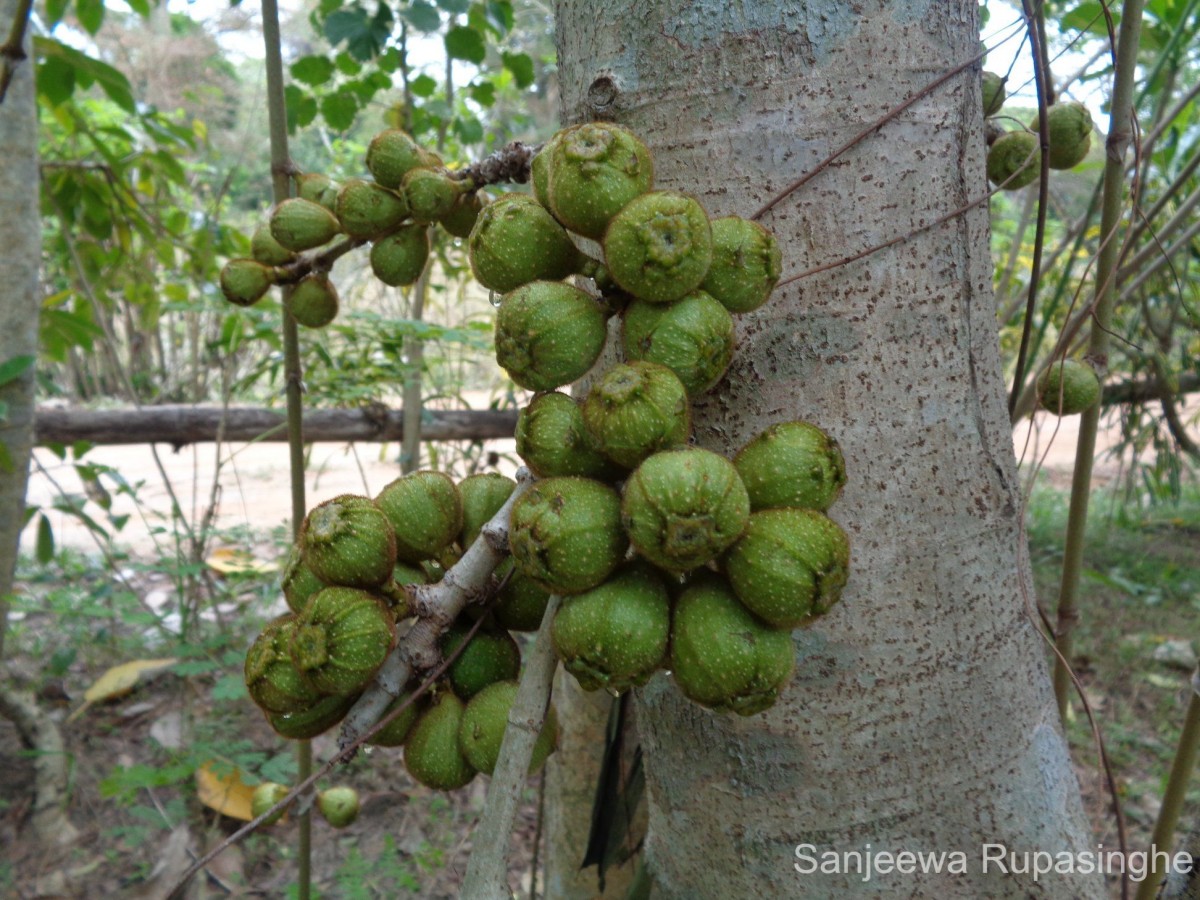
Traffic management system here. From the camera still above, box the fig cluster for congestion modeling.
[219,130,485,322]
[981,71,1094,191]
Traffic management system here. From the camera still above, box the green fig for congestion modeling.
[467,194,582,293]
[458,680,558,776]
[603,191,713,303]
[493,559,552,632]
[317,786,360,828]
[370,225,429,287]
[290,587,395,695]
[439,190,485,239]
[982,71,1006,117]
[441,621,521,700]
[300,495,396,589]
[494,281,608,392]
[366,130,428,190]
[375,471,464,564]
[457,473,516,548]
[251,782,290,825]
[335,178,410,240]
[267,692,358,740]
[514,391,622,481]
[1037,358,1101,415]
[220,258,275,307]
[582,361,691,470]
[404,692,477,790]
[551,561,671,693]
[296,172,336,210]
[285,275,339,329]
[700,216,782,314]
[733,421,847,512]
[509,477,627,595]
[987,131,1040,189]
[621,447,750,572]
[245,615,323,714]
[402,168,462,224]
[546,122,654,239]
[269,198,341,252]
[670,572,795,716]
[282,544,325,614]
[251,224,297,266]
[622,291,735,395]
[722,508,850,628]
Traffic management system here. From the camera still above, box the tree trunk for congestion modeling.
[549,1,1101,897]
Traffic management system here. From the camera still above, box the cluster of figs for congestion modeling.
[239,121,852,795]
[981,73,1103,417]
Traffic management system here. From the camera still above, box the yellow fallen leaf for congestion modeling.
[196,762,255,821]
[67,658,178,722]
[206,548,280,578]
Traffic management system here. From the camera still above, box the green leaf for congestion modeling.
[484,0,513,35]
[36,515,55,565]
[445,25,486,63]
[377,47,401,73]
[45,0,70,26]
[437,0,470,11]
[37,56,76,107]
[410,73,438,97]
[291,55,335,86]
[0,444,11,474]
[212,675,248,701]
[35,38,136,112]
[285,84,318,132]
[403,0,441,32]
[325,3,394,59]
[468,80,494,107]
[334,51,363,75]
[454,115,483,144]
[321,91,360,131]
[75,0,105,35]
[502,51,534,88]
[125,0,151,16]
[0,355,36,388]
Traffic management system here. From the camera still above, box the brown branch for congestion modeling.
[0,0,32,104]
[451,140,542,187]
[1101,372,1200,406]
[33,405,519,447]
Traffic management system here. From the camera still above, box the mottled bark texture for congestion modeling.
[549,1,1100,897]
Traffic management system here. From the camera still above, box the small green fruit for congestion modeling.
[467,194,582,293]
[493,560,552,632]
[370,225,430,287]
[733,421,847,512]
[366,130,428,189]
[439,190,485,239]
[441,621,521,701]
[494,281,608,391]
[582,361,691,470]
[622,291,735,396]
[268,692,358,740]
[375,471,464,564]
[670,572,795,716]
[982,71,1006,117]
[551,562,671,693]
[335,178,410,240]
[270,198,341,252]
[251,224,297,266]
[300,495,396,589]
[286,275,339,329]
[458,473,516,548]
[317,787,360,828]
[403,168,462,224]
[987,131,1040,190]
[723,508,850,628]
[603,191,713,303]
[700,216,782,314]
[404,692,477,791]
[290,587,396,695]
[621,447,750,572]
[251,782,291,825]
[1040,101,1093,169]
[530,130,569,211]
[514,391,622,481]
[282,543,326,614]
[458,680,558,776]
[296,172,336,210]
[245,616,323,714]
[367,687,426,747]
[546,122,655,239]
[1037,358,1101,415]
[509,477,627,595]
[220,258,275,307]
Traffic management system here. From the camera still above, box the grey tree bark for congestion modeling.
[0,0,79,846]
[547,1,1101,897]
